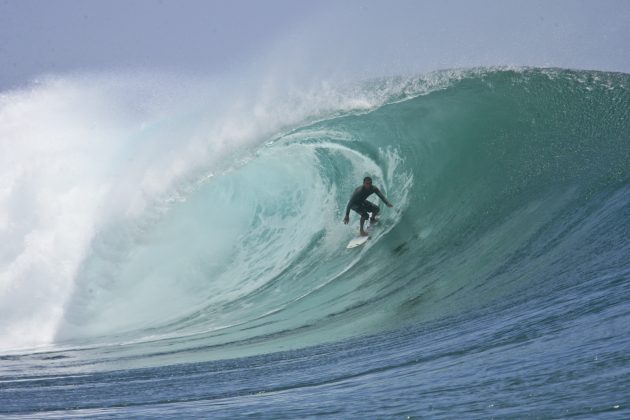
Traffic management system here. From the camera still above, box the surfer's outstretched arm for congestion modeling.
[375,187,393,207]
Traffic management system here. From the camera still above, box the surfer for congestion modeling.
[343,177,393,236]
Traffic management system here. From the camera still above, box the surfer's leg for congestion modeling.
[353,204,370,236]
[360,215,368,236]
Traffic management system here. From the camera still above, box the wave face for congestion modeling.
[1,68,629,417]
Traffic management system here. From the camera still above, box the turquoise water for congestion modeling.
[1,68,629,417]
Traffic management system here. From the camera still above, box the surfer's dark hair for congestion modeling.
[363,176,372,183]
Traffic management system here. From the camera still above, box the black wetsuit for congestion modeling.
[345,185,391,219]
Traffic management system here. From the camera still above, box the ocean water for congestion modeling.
[1,68,629,418]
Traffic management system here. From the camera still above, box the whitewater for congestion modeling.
[1,67,629,417]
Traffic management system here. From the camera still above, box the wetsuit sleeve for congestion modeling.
[374,187,391,205]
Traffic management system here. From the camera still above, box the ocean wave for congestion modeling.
[0,69,628,369]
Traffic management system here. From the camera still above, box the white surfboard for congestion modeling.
[346,235,369,249]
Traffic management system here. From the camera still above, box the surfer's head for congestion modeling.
[363,176,372,188]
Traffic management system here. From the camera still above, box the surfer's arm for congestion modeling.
[345,201,352,218]
[345,188,360,218]
[375,187,393,207]
[343,202,351,224]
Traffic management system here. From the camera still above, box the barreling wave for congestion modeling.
[1,68,628,368]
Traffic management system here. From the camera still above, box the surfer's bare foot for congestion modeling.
[360,230,368,237]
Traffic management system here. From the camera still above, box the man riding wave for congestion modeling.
[343,176,393,236]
